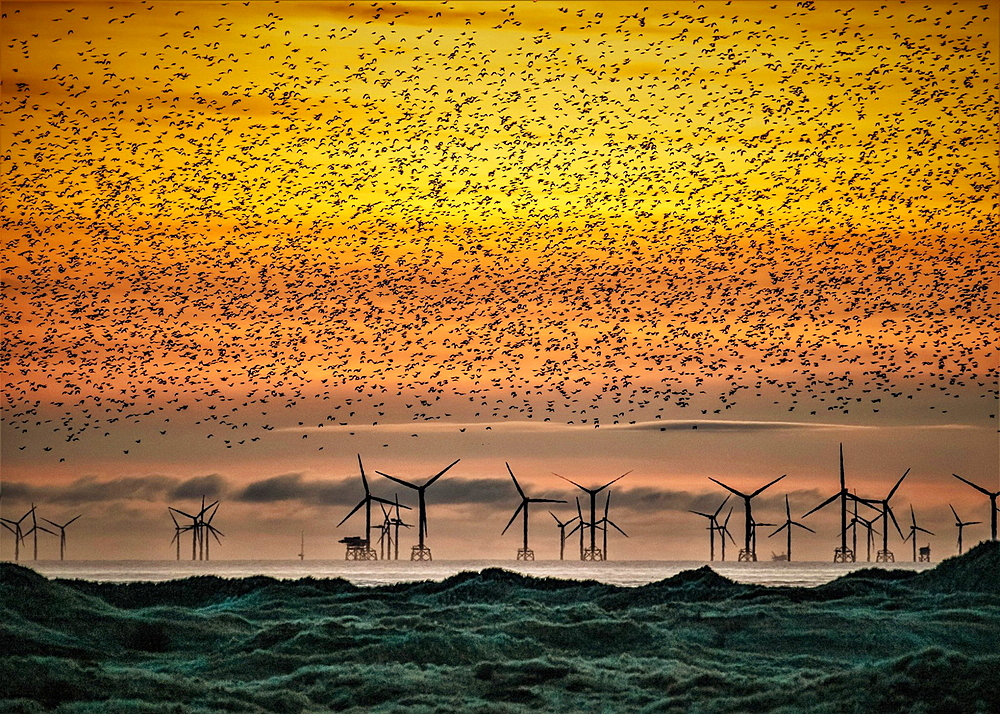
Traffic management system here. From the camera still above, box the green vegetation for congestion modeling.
[2,543,998,713]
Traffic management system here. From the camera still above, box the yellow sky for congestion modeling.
[1,1,997,559]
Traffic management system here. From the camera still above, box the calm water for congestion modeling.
[17,559,934,588]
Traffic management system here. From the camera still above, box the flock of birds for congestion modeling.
[1,1,996,472]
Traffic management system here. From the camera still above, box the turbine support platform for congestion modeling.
[582,547,603,561]
[833,547,855,563]
[345,546,377,561]
[918,546,931,562]
[411,545,433,561]
[738,549,756,562]
[516,548,534,561]
[876,549,895,563]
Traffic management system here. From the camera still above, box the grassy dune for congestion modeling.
[2,544,998,713]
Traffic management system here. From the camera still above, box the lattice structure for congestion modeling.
[345,545,377,560]
[411,545,432,561]
[582,547,603,561]
[876,549,895,563]
[834,546,855,563]
[516,548,534,561]
[738,549,756,562]
[918,546,931,562]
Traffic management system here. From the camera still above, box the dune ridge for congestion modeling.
[2,542,998,712]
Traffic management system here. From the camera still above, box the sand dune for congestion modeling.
[2,543,998,712]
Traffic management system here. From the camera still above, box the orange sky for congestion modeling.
[1,1,997,561]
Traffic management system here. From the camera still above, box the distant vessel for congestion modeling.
[771,551,788,561]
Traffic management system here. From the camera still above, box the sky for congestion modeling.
[1,0,997,562]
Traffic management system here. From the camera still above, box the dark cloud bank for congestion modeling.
[2,543,998,713]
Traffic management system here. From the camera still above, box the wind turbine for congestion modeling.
[202,502,224,561]
[22,505,56,560]
[1,506,36,561]
[501,464,566,560]
[595,491,628,561]
[689,495,730,561]
[949,504,980,555]
[801,444,858,562]
[952,474,999,541]
[169,497,217,560]
[549,511,579,561]
[856,469,908,562]
[769,495,815,562]
[709,474,786,562]
[845,507,879,562]
[903,505,934,562]
[555,471,631,560]
[41,515,82,561]
[567,497,587,560]
[378,459,459,561]
[388,494,411,561]
[339,455,408,560]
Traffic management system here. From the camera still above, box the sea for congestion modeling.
[18,559,935,588]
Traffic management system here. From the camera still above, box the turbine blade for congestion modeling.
[337,499,367,527]
[887,469,910,500]
[949,503,960,523]
[915,527,934,535]
[952,473,991,496]
[708,477,746,499]
[506,463,525,498]
[769,523,788,537]
[607,520,628,537]
[750,474,786,498]
[424,459,460,487]
[555,473,587,491]
[887,505,904,538]
[802,492,839,518]
[712,494,730,518]
[530,498,567,504]
[501,503,524,535]
[597,470,632,492]
[377,472,419,490]
[791,521,816,533]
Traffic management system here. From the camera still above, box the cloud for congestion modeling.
[235,473,356,506]
[1,474,231,506]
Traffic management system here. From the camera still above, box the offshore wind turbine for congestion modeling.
[949,504,980,555]
[202,502,224,561]
[555,471,630,561]
[709,474,785,562]
[42,515,82,561]
[856,469,908,562]
[339,455,408,560]
[549,511,579,561]
[801,444,858,562]
[689,495,730,561]
[501,464,566,560]
[1,506,36,561]
[769,495,814,562]
[378,459,459,561]
[952,474,999,541]
[718,507,737,561]
[903,505,934,562]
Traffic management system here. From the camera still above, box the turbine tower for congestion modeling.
[378,459,459,561]
[501,464,565,560]
[952,474,999,541]
[555,471,630,561]
[709,474,785,562]
[2,506,36,562]
[769,495,814,562]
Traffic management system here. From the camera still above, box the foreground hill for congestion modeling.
[2,542,998,713]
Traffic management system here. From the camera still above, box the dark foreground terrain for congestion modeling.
[2,543,998,713]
